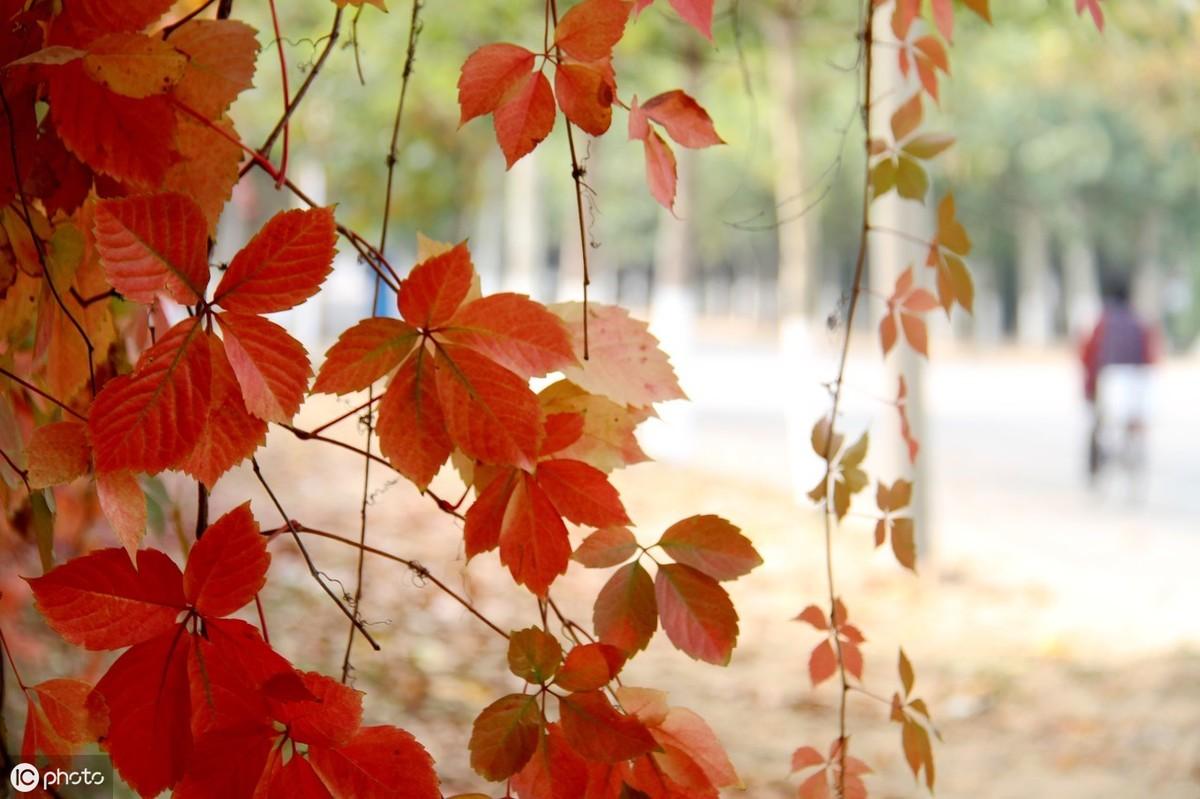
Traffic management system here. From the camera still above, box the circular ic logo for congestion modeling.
[9,763,39,793]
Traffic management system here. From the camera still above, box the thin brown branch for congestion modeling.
[250,457,381,651]
[548,0,592,359]
[818,5,876,795]
[0,366,87,421]
[0,446,30,494]
[310,393,382,436]
[283,524,510,640]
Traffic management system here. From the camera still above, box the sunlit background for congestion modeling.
[9,1,1200,796]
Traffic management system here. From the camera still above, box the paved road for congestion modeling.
[643,334,1200,654]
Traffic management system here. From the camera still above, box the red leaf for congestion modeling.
[464,472,516,556]
[47,62,178,187]
[593,561,658,655]
[498,475,572,596]
[654,563,738,665]
[458,43,537,125]
[535,458,628,527]
[554,60,616,136]
[573,525,638,568]
[538,380,651,471]
[808,639,836,686]
[184,502,268,618]
[92,630,193,797]
[551,302,686,407]
[53,0,176,44]
[96,469,146,555]
[650,706,740,791]
[642,129,677,210]
[312,317,419,395]
[92,192,209,305]
[273,672,363,747]
[1076,0,1105,31]
[930,0,954,40]
[88,317,211,474]
[511,722,588,799]
[445,292,576,379]
[26,548,184,649]
[308,725,441,799]
[794,605,828,630]
[217,311,311,423]
[376,347,452,488]
[435,344,540,470]
[493,71,556,168]
[213,207,336,313]
[21,679,104,767]
[174,333,267,487]
[640,90,723,148]
[554,0,632,61]
[790,745,825,772]
[25,420,90,488]
[469,693,543,781]
[559,690,657,763]
[398,241,475,328]
[657,515,761,581]
[540,412,586,456]
[168,19,261,118]
[162,113,242,235]
[554,643,625,692]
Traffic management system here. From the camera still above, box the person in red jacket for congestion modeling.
[1080,279,1158,484]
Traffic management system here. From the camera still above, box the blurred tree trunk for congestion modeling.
[1060,203,1100,338]
[1133,208,1164,322]
[1016,207,1052,347]
[868,3,931,563]
[765,9,831,505]
[504,148,543,297]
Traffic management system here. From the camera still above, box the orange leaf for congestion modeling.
[92,192,210,305]
[217,312,311,423]
[642,129,677,210]
[554,60,616,136]
[554,0,632,62]
[398,241,475,328]
[535,458,628,527]
[82,32,186,98]
[457,43,537,125]
[510,722,587,799]
[25,421,90,488]
[492,71,556,169]
[657,514,761,581]
[900,312,928,356]
[554,643,625,692]
[795,605,828,631]
[168,19,260,118]
[313,318,420,395]
[654,563,738,665]
[435,344,540,471]
[559,689,657,763]
[96,470,145,556]
[808,639,837,686]
[175,333,267,487]
[21,679,104,767]
[89,317,210,474]
[162,114,242,234]
[593,561,657,654]
[890,93,923,142]
[551,302,685,407]
[498,475,572,595]
[573,526,638,568]
[891,517,916,571]
[464,471,516,556]
[376,348,452,489]
[639,90,724,148]
[880,313,898,355]
[214,207,336,314]
[444,292,576,379]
